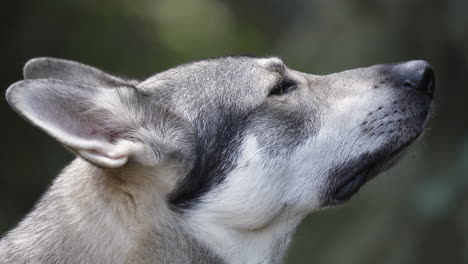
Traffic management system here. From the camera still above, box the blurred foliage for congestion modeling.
[0,0,467,263]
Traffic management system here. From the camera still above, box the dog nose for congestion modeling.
[393,60,435,98]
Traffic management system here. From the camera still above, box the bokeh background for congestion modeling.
[1,0,467,263]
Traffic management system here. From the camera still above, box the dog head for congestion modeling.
[6,56,433,230]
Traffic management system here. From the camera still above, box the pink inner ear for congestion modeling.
[89,129,99,136]
[82,118,119,143]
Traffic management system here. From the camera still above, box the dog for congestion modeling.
[0,56,434,263]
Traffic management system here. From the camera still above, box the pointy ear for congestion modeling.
[6,79,194,168]
[23,57,138,87]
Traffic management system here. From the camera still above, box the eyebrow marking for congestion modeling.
[256,57,285,73]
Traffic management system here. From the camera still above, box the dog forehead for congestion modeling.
[138,56,282,91]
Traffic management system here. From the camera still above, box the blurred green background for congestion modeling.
[0,0,467,263]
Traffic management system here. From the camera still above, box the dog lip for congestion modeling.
[333,168,370,201]
[330,134,420,202]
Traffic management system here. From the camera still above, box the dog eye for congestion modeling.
[268,78,297,96]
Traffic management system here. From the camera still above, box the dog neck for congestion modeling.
[0,158,303,264]
[186,208,303,264]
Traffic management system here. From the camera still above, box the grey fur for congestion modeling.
[1,56,433,263]
[24,57,139,86]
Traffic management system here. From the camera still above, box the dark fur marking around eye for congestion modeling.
[268,78,297,96]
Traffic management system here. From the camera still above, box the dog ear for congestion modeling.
[6,79,194,168]
[23,57,138,87]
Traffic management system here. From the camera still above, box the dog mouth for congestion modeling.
[329,137,418,203]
